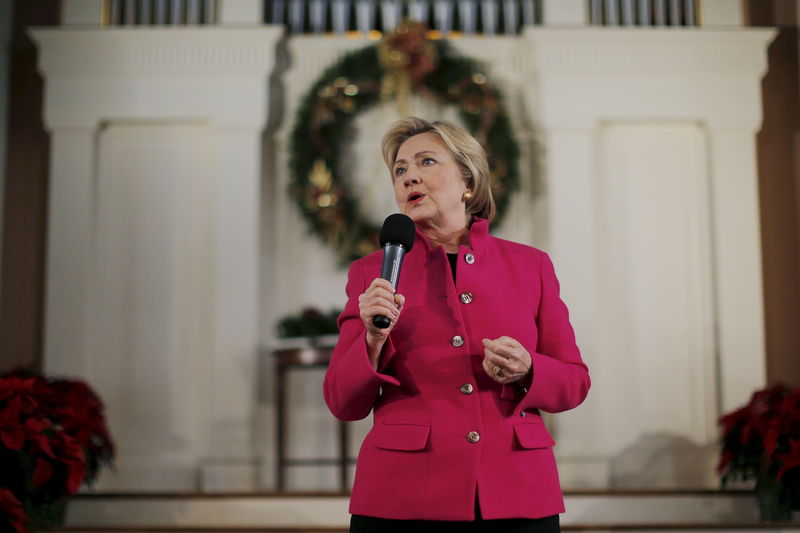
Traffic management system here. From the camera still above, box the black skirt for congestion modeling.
[349,514,560,533]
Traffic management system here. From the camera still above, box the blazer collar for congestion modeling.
[414,217,490,256]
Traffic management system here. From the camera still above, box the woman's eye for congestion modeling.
[394,167,406,177]
[422,157,435,166]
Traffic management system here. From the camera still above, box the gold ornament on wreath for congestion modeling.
[289,21,521,264]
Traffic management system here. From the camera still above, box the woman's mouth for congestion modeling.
[408,192,425,205]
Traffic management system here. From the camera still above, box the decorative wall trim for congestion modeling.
[523,28,775,74]
[30,27,284,74]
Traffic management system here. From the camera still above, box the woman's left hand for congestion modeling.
[481,336,532,384]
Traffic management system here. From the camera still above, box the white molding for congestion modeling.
[707,128,768,413]
[30,27,284,130]
[523,27,774,76]
[31,28,282,75]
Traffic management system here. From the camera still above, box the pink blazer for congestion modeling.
[323,218,590,521]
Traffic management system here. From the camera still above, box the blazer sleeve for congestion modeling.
[515,252,590,413]
[323,260,400,422]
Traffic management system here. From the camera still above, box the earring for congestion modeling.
[462,190,473,201]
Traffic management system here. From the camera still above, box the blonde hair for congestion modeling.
[381,117,496,222]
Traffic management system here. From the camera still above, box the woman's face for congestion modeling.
[392,132,468,226]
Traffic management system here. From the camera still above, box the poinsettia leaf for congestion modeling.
[32,457,54,487]
[24,417,50,433]
[1,371,113,508]
[0,395,22,423]
[0,487,29,533]
[1,426,25,451]
[764,429,780,458]
[30,432,57,459]
[716,449,734,474]
[65,458,86,494]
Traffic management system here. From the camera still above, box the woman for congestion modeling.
[323,117,590,533]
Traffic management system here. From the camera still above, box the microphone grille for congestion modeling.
[379,213,416,250]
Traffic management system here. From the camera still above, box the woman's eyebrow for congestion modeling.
[394,150,438,167]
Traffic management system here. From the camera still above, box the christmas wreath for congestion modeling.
[289,22,521,264]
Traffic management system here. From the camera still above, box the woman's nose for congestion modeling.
[403,172,421,186]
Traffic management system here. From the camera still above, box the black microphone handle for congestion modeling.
[372,243,406,329]
[372,315,392,329]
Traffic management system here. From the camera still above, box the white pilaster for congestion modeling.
[202,127,264,490]
[523,27,774,488]
[540,127,608,487]
[44,127,97,378]
[707,127,767,413]
[31,26,283,491]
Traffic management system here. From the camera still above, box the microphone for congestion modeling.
[373,213,416,329]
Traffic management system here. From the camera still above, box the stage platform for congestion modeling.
[46,489,800,532]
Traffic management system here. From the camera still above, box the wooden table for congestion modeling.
[271,344,351,491]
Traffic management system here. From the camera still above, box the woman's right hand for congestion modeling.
[358,278,405,367]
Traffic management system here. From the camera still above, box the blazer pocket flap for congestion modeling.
[373,423,430,451]
[514,422,555,449]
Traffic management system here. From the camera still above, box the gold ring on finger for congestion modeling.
[492,365,503,376]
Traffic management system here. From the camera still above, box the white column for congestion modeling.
[31,27,283,491]
[522,27,774,489]
[707,127,767,413]
[43,127,97,378]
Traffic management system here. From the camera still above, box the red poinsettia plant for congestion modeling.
[717,384,800,519]
[0,370,115,533]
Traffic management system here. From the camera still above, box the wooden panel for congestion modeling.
[0,0,60,373]
[745,0,800,388]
